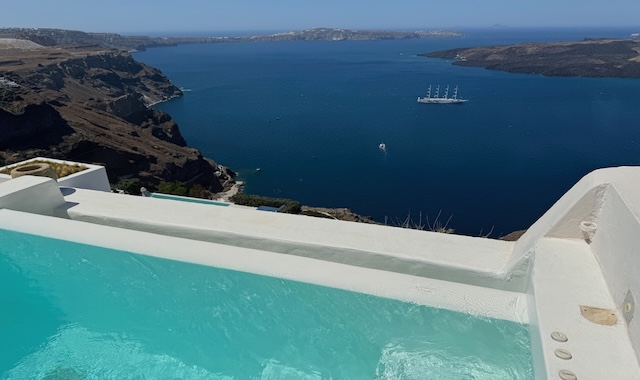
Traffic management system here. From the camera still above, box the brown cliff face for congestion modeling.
[422,39,640,78]
[0,45,231,192]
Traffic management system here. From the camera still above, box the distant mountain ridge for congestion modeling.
[0,27,462,51]
[245,27,461,42]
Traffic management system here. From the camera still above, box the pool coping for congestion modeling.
[0,208,528,324]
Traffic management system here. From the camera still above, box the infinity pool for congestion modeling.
[0,228,533,379]
[149,192,230,206]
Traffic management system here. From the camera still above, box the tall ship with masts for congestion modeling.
[417,85,467,104]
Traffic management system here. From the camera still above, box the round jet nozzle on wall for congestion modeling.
[579,220,597,243]
[623,290,635,325]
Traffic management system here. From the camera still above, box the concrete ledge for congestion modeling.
[57,188,522,290]
[529,238,640,379]
[0,176,65,216]
[0,208,528,323]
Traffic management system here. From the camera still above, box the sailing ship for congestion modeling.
[417,85,467,104]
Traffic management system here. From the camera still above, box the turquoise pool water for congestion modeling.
[0,228,533,379]
[149,192,230,206]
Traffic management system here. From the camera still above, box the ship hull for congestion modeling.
[417,97,467,104]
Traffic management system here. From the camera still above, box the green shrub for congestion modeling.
[188,183,208,198]
[230,193,301,214]
[113,178,143,195]
[157,181,188,196]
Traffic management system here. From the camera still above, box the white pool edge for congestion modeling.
[0,208,528,324]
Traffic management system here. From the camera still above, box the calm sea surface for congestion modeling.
[134,28,640,236]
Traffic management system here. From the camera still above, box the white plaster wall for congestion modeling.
[591,185,640,364]
[0,157,111,192]
[508,168,640,276]
[526,281,547,379]
[57,165,111,192]
[58,187,523,290]
[0,176,66,216]
[508,167,640,368]
[509,173,607,275]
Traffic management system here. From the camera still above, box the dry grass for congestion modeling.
[385,210,455,234]
[0,160,87,178]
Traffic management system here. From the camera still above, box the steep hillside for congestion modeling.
[0,44,233,192]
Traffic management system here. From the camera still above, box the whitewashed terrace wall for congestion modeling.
[509,166,640,364]
[0,157,111,192]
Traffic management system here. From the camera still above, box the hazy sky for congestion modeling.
[2,0,639,34]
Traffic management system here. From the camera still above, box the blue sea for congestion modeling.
[134,27,640,237]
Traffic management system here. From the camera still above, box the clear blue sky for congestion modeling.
[2,0,638,34]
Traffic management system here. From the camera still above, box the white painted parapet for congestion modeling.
[511,166,640,307]
[0,176,66,216]
[508,167,640,277]
[590,181,640,364]
[57,187,523,291]
[507,167,640,376]
[0,157,111,192]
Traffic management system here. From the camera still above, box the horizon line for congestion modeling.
[3,24,639,37]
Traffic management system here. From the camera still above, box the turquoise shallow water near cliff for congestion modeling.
[0,229,533,379]
[135,28,640,236]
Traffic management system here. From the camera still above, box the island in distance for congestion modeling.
[423,38,640,78]
[0,27,462,52]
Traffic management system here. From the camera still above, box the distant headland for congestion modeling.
[0,27,463,51]
[422,38,640,78]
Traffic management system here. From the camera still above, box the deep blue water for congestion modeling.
[134,28,640,236]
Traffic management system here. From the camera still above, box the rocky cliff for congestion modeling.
[423,38,640,78]
[0,43,232,192]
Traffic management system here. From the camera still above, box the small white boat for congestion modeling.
[379,143,386,150]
